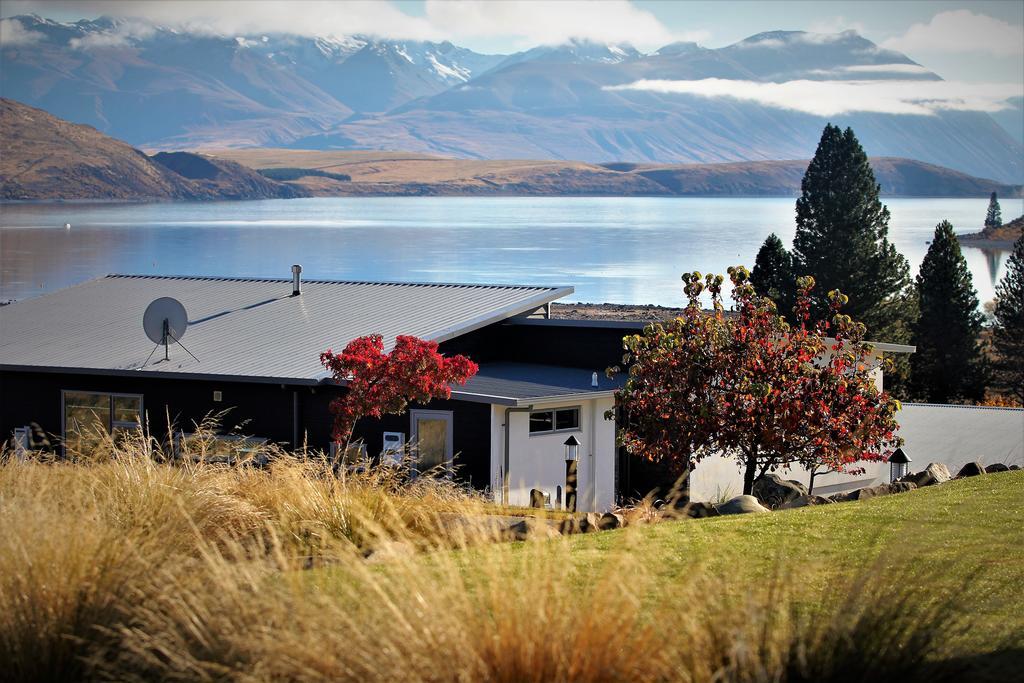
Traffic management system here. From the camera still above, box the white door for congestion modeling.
[409,410,454,474]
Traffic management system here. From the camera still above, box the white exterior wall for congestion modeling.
[689,403,1024,501]
[489,396,617,512]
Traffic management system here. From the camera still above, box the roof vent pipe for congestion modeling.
[291,264,302,296]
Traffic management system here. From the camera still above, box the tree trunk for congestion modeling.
[742,449,758,495]
[808,468,817,495]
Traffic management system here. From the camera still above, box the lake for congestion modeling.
[1,197,1020,306]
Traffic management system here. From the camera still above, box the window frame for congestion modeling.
[61,389,144,456]
[528,406,582,436]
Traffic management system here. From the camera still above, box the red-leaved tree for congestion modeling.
[615,266,902,495]
[320,335,478,453]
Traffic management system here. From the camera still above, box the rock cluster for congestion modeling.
[496,461,1019,543]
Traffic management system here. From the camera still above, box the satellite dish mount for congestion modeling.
[142,297,199,366]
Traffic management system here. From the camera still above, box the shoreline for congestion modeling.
[4,192,1022,205]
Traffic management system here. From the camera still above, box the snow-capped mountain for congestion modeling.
[1,15,1020,182]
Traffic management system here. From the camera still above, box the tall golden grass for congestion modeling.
[0,425,1009,682]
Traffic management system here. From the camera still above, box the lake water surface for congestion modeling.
[2,197,1020,306]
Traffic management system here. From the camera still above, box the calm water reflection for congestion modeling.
[1,197,1019,305]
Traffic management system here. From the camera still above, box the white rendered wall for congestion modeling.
[490,397,617,512]
[689,404,1024,501]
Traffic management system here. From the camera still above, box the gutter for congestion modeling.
[502,405,533,505]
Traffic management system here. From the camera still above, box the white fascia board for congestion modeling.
[514,390,619,407]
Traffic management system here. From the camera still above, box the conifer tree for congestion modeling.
[984,192,1002,229]
[792,124,913,344]
[909,221,987,403]
[992,234,1024,402]
[751,233,795,319]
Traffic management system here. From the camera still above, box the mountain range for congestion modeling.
[1,15,1021,183]
[3,97,1017,201]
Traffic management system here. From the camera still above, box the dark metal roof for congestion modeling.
[0,275,572,383]
[452,362,625,406]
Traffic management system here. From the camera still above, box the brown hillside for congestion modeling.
[0,99,303,201]
[209,148,1022,198]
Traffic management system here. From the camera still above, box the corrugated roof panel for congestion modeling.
[0,275,572,381]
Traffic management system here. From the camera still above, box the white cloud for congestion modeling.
[68,19,155,49]
[882,10,1023,57]
[0,17,45,45]
[802,64,933,78]
[840,64,930,75]
[424,0,698,50]
[606,78,1022,117]
[1,0,705,51]
[2,1,442,42]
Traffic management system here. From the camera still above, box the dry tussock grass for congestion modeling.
[0,425,1005,682]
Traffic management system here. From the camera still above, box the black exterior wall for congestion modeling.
[0,369,491,488]
[2,319,642,495]
[439,320,640,370]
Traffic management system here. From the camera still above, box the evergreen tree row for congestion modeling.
[749,123,1024,404]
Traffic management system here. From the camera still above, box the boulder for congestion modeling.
[716,495,769,515]
[678,501,720,519]
[829,483,893,503]
[529,488,547,508]
[900,462,951,488]
[503,518,561,542]
[583,512,603,532]
[956,461,987,478]
[597,512,625,530]
[1010,465,1021,471]
[752,474,808,509]
[889,481,918,494]
[558,517,584,535]
[778,494,833,510]
[985,463,1009,473]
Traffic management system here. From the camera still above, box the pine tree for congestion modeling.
[909,221,987,403]
[984,192,1002,230]
[992,234,1024,402]
[792,124,914,344]
[751,233,795,319]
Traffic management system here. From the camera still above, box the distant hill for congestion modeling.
[211,149,1023,198]
[959,215,1024,249]
[0,99,303,201]
[2,15,1021,183]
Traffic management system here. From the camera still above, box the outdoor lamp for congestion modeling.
[564,435,580,462]
[889,447,911,483]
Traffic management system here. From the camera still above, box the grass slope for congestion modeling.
[3,433,1021,682]
[566,472,1024,648]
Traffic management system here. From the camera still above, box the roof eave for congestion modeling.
[426,286,574,344]
[0,364,322,386]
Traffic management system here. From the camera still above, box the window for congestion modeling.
[176,431,268,462]
[528,407,581,435]
[62,391,143,455]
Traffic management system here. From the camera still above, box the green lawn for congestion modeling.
[562,472,1024,652]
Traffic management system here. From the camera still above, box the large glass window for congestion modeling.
[63,391,142,455]
[528,407,581,435]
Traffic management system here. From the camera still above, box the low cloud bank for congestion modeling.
[606,78,1022,117]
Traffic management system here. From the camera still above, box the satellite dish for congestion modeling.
[143,297,188,345]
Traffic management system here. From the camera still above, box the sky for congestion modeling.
[2,0,1022,115]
